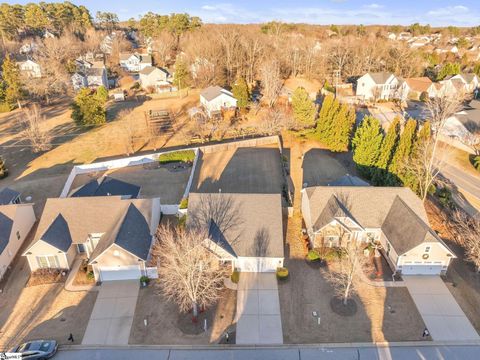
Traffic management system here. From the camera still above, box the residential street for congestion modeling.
[440,163,480,216]
[53,345,480,360]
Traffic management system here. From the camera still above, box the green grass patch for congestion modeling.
[158,150,195,164]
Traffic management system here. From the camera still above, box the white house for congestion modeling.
[23,196,160,282]
[400,77,437,101]
[442,100,480,148]
[187,193,284,273]
[71,62,108,91]
[16,58,41,78]
[448,74,480,94]
[356,72,400,101]
[119,52,152,72]
[301,185,456,275]
[200,85,237,116]
[139,66,174,92]
[0,203,36,280]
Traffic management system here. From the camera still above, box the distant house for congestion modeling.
[187,193,284,273]
[399,77,437,101]
[443,100,480,147]
[119,52,152,72]
[71,61,108,91]
[302,185,456,275]
[16,56,41,78]
[0,203,36,280]
[139,66,174,92]
[69,176,140,199]
[448,74,480,94]
[356,72,400,101]
[439,78,467,97]
[0,188,21,205]
[23,196,160,282]
[200,85,237,116]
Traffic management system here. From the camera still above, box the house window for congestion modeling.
[425,246,431,253]
[36,255,60,269]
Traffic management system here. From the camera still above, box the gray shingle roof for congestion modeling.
[40,214,73,252]
[368,72,394,85]
[208,220,237,257]
[187,193,284,258]
[200,86,234,102]
[71,176,140,199]
[381,196,441,254]
[0,188,20,205]
[0,211,14,255]
[457,100,480,132]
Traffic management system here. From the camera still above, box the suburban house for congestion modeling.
[0,187,21,205]
[119,52,152,72]
[438,78,466,97]
[23,196,160,282]
[356,72,400,101]
[399,77,437,100]
[448,74,480,93]
[16,56,41,78]
[71,61,108,91]
[0,203,36,280]
[200,86,237,116]
[442,99,480,148]
[139,66,174,92]
[187,193,284,273]
[69,176,140,199]
[301,186,456,275]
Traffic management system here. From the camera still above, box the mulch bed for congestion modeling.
[26,269,68,287]
[330,296,358,316]
[177,306,216,335]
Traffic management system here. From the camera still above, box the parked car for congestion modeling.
[9,340,57,359]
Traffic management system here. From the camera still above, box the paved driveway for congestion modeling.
[235,273,283,344]
[404,276,480,341]
[82,280,139,345]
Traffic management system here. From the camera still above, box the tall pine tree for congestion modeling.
[329,103,356,152]
[232,76,250,109]
[352,116,383,178]
[2,54,23,109]
[389,119,417,181]
[292,87,316,126]
[371,117,401,185]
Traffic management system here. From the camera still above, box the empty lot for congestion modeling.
[192,146,285,195]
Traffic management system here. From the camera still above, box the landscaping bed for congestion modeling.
[158,150,195,164]
[26,269,68,287]
[72,260,95,286]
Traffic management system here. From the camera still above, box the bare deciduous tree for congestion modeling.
[118,109,138,155]
[259,107,293,135]
[451,210,480,272]
[259,59,283,107]
[20,104,52,153]
[152,225,228,319]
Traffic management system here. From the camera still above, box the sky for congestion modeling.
[10,0,480,26]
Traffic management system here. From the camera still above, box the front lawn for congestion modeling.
[158,150,195,164]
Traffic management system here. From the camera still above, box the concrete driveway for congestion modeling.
[82,280,139,345]
[235,273,283,344]
[404,276,480,341]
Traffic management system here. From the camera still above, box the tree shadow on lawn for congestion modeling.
[278,257,427,344]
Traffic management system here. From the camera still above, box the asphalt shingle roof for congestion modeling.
[0,188,20,205]
[200,86,234,102]
[71,176,140,199]
[0,211,14,255]
[40,214,72,252]
[369,72,394,85]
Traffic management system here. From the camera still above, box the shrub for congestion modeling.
[419,91,429,102]
[158,150,195,164]
[179,197,188,209]
[322,247,344,261]
[306,249,321,262]
[0,102,12,113]
[230,270,240,284]
[471,155,480,172]
[130,82,140,90]
[140,275,150,284]
[0,157,8,179]
[178,214,187,228]
[276,267,289,280]
[436,186,454,209]
[86,271,94,280]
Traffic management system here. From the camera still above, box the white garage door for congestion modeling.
[401,263,443,275]
[235,258,283,272]
[99,265,141,281]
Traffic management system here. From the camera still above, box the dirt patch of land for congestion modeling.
[279,258,426,343]
[129,282,236,345]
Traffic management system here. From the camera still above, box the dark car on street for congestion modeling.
[9,340,57,359]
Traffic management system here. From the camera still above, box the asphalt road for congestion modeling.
[53,345,480,360]
[440,163,480,216]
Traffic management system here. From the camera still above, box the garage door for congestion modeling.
[235,258,282,272]
[401,263,443,275]
[99,265,141,281]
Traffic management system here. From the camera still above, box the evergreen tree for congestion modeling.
[389,119,417,180]
[352,116,383,178]
[316,95,339,144]
[371,117,400,185]
[2,55,23,109]
[329,104,356,152]
[173,59,190,90]
[232,76,250,109]
[292,87,316,127]
[95,86,109,103]
[71,88,106,126]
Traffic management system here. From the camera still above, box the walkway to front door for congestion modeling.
[235,273,283,344]
[82,280,139,345]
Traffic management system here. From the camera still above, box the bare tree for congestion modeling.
[259,59,283,107]
[118,109,138,155]
[259,107,293,135]
[20,104,52,153]
[152,225,229,319]
[452,210,480,272]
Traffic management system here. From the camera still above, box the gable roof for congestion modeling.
[0,210,14,255]
[0,188,20,205]
[455,100,480,132]
[368,72,395,85]
[40,214,72,252]
[139,66,168,76]
[71,176,140,199]
[200,86,235,102]
[89,202,153,262]
[381,196,445,255]
[187,193,284,258]
[403,77,433,92]
[328,175,370,187]
[119,52,137,61]
[304,186,429,231]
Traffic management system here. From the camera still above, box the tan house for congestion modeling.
[0,203,36,280]
[301,185,456,275]
[399,77,436,100]
[23,196,160,282]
